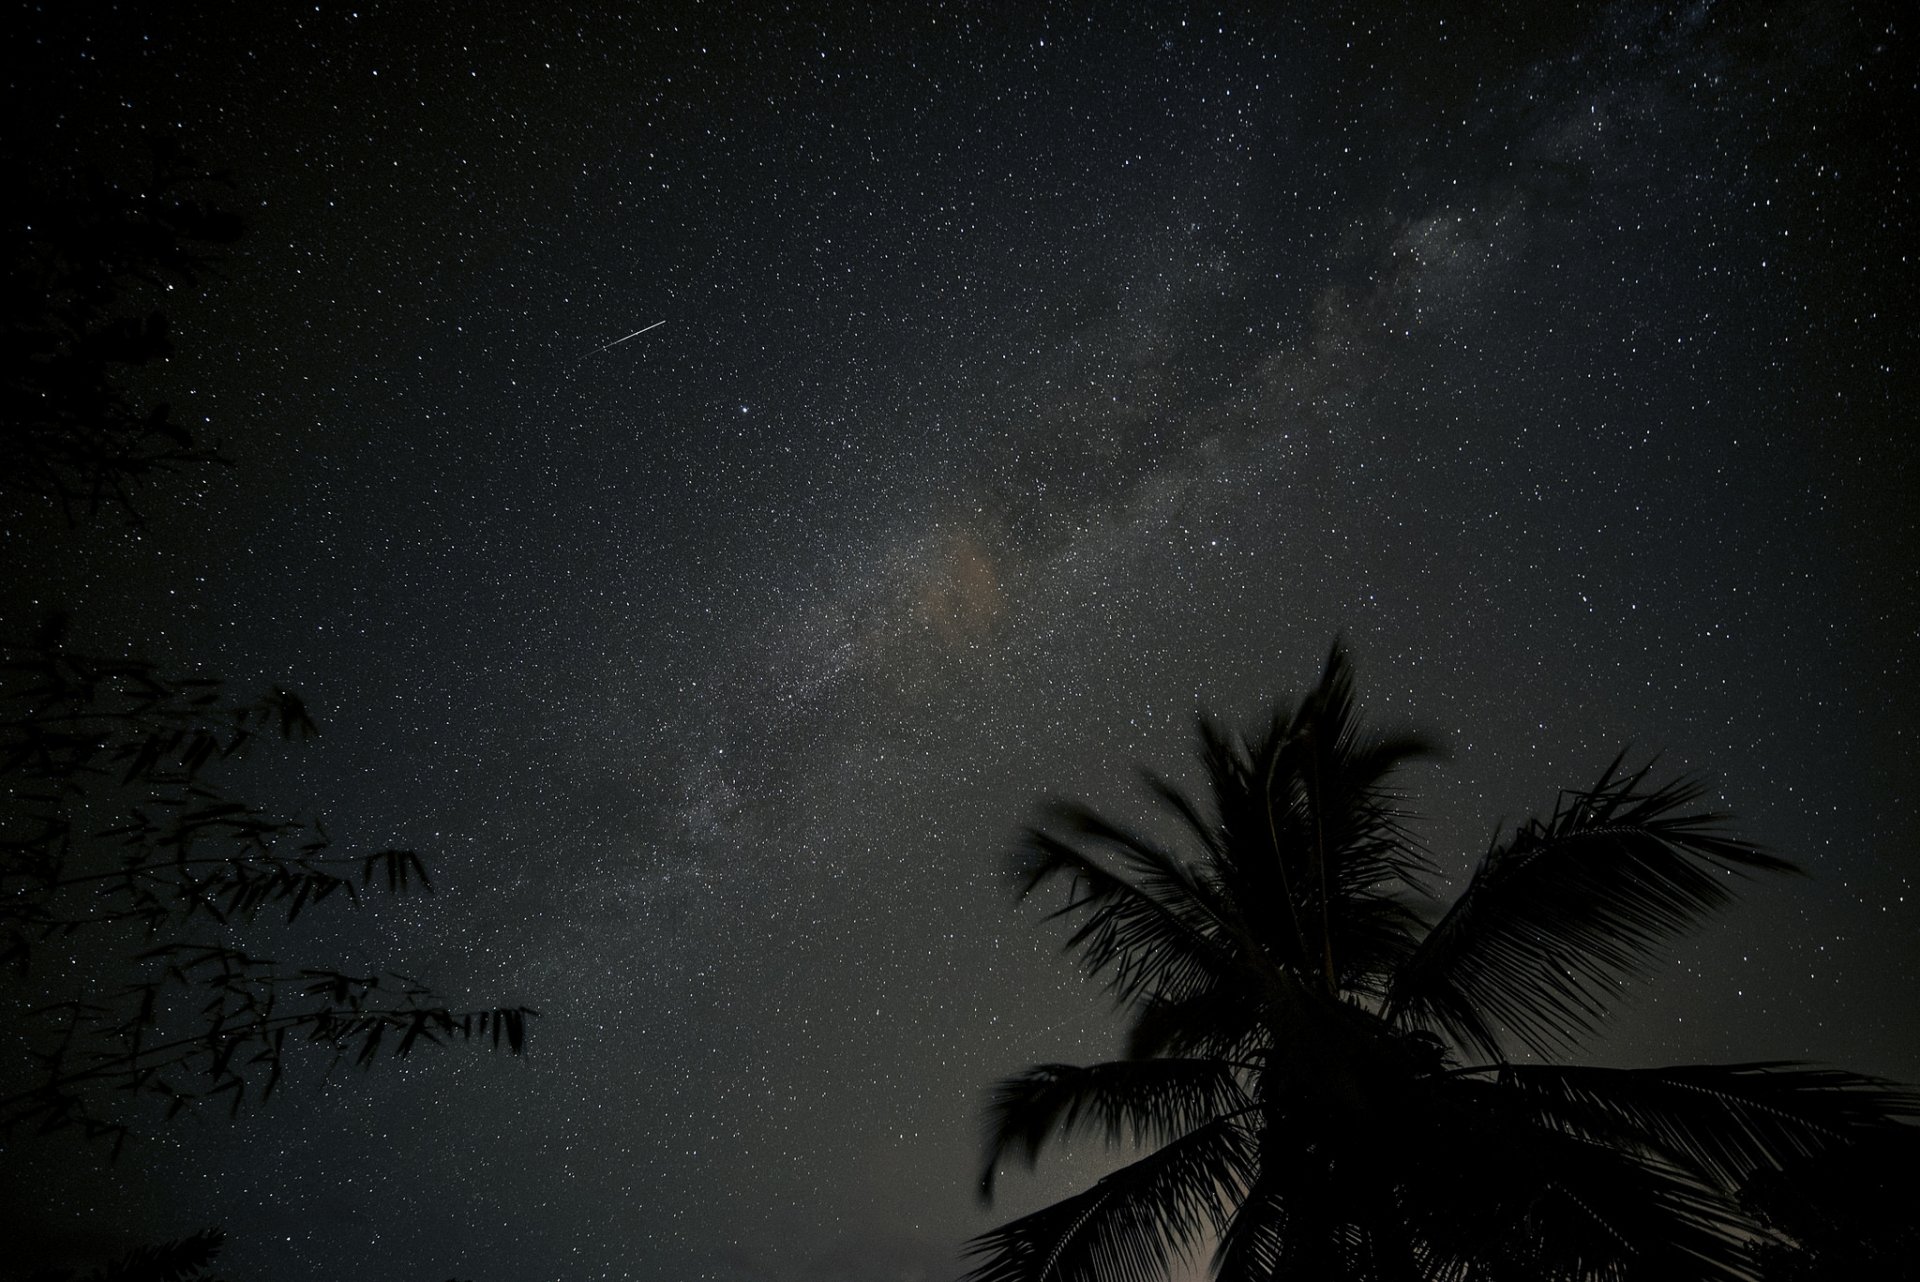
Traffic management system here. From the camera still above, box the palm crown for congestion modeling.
[969,645,1915,1282]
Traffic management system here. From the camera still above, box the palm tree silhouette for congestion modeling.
[969,644,1915,1282]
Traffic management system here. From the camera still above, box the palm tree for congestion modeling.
[968,644,1916,1282]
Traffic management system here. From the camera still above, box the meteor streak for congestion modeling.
[582,318,665,358]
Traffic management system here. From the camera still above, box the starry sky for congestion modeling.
[6,2,1917,1279]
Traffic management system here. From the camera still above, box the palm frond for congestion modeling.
[1407,1080,1764,1281]
[1016,827,1232,1007]
[1485,1061,1920,1193]
[978,1057,1249,1199]
[1326,891,1429,999]
[1386,754,1796,1058]
[962,1116,1252,1282]
[1045,803,1238,945]
[1140,770,1226,864]
[1199,644,1440,989]
[1211,1109,1448,1282]
[1124,985,1266,1061]
[1281,643,1441,900]
[1210,1165,1325,1282]
[1465,1150,1753,1282]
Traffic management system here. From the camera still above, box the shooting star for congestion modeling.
[582,318,665,359]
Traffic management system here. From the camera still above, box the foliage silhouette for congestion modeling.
[1739,1127,1920,1280]
[1,155,533,1156]
[23,1228,226,1282]
[0,617,536,1151]
[1,141,241,524]
[971,643,1917,1282]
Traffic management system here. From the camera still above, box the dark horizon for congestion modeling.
[4,3,1916,1279]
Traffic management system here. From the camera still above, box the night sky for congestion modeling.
[6,2,1917,1279]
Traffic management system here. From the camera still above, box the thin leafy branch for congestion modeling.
[1,141,242,524]
[7,947,534,1154]
[22,1227,228,1282]
[1,620,428,967]
[0,621,533,1148]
